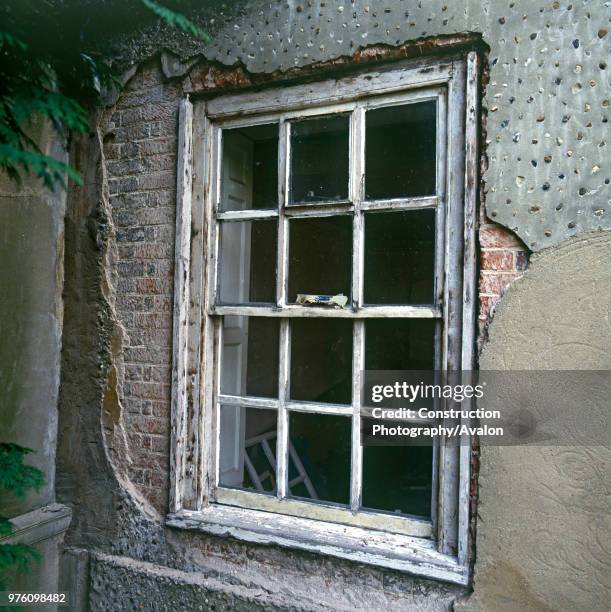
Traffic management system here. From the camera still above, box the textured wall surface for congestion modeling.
[463,231,611,611]
[0,118,66,515]
[114,0,609,250]
[103,67,182,511]
[0,120,69,605]
[214,0,609,249]
[55,1,610,609]
[88,548,465,611]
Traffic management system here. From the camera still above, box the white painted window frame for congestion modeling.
[168,52,479,586]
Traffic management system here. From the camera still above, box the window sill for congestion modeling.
[166,506,468,586]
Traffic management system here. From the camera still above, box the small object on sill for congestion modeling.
[296,293,348,308]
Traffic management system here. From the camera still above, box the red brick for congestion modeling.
[478,295,499,319]
[479,272,518,296]
[135,278,162,294]
[479,224,522,248]
[480,250,515,271]
[129,382,166,400]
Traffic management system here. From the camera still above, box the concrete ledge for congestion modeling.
[1,503,72,546]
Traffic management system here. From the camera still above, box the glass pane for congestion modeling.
[364,209,436,305]
[290,318,352,404]
[218,220,277,304]
[365,101,437,199]
[290,115,349,204]
[288,216,352,304]
[365,319,436,371]
[362,442,432,518]
[288,412,351,505]
[220,124,278,211]
[219,405,278,495]
[220,316,279,398]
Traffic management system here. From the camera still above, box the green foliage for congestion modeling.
[0,32,88,189]
[0,0,210,191]
[141,0,211,43]
[0,444,44,496]
[0,444,45,590]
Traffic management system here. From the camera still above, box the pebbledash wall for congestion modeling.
[57,1,609,610]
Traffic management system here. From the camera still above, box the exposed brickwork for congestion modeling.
[477,212,529,347]
[103,62,181,512]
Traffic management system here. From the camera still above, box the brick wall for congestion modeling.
[102,62,528,514]
[103,63,181,512]
[477,210,529,347]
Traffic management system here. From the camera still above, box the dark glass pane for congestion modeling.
[288,412,351,505]
[362,442,432,517]
[288,216,352,304]
[220,123,278,211]
[290,115,349,204]
[220,316,279,398]
[365,101,436,199]
[365,319,436,370]
[364,210,435,305]
[219,405,278,495]
[218,220,277,304]
[290,318,352,404]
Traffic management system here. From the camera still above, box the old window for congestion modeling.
[170,53,479,585]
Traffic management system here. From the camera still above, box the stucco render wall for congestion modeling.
[460,232,611,611]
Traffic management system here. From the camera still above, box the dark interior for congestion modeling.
[290,115,350,204]
[288,412,351,506]
[290,318,353,405]
[365,101,437,200]
[362,442,433,518]
[245,317,279,398]
[365,318,436,370]
[364,209,436,305]
[288,215,352,303]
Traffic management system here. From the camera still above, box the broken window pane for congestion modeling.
[365,101,437,199]
[290,318,353,405]
[365,319,436,371]
[220,123,278,211]
[362,442,432,518]
[220,316,279,398]
[288,216,352,304]
[219,405,278,495]
[288,412,351,505]
[218,220,277,304]
[364,209,436,305]
[290,115,349,204]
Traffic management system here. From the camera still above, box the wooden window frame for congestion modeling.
[168,52,479,586]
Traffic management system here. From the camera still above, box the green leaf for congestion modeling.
[0,543,41,589]
[0,444,45,497]
[0,32,27,52]
[8,88,88,134]
[0,518,12,538]
[141,0,212,43]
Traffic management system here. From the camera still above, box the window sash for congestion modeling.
[170,53,478,584]
[205,87,447,531]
